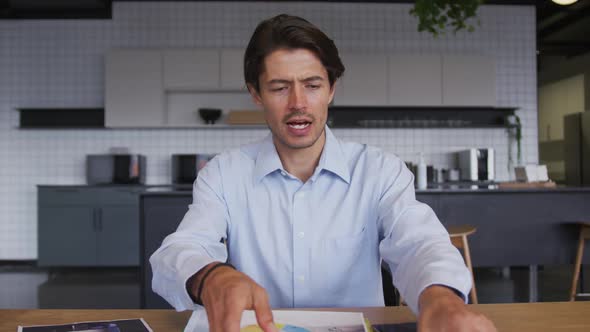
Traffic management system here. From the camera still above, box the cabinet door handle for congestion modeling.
[97,208,103,231]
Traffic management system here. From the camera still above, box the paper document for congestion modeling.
[239,310,369,332]
[17,318,153,332]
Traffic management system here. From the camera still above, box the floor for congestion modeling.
[0,263,588,309]
[0,264,140,309]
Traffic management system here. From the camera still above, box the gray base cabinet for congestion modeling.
[38,186,141,267]
[40,207,97,266]
[417,190,590,267]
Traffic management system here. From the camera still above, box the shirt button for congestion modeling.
[298,275,305,282]
[298,232,305,238]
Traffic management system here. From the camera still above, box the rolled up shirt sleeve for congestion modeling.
[149,157,229,311]
[378,157,472,314]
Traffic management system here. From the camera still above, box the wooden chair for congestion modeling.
[447,225,478,304]
[398,225,478,306]
[569,222,590,301]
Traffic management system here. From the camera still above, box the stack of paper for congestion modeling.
[18,318,153,332]
[240,310,369,332]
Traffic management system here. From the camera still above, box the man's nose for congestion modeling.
[288,85,307,110]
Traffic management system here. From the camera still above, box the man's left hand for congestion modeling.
[418,285,497,332]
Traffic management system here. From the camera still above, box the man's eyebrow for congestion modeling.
[267,79,292,85]
[300,76,324,83]
[266,76,325,85]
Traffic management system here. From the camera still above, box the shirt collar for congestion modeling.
[253,133,284,183]
[313,126,351,183]
[253,126,351,184]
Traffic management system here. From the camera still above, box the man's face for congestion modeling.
[249,48,335,151]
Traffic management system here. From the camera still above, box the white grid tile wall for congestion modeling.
[0,2,537,260]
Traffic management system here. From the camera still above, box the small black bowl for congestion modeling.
[198,108,222,124]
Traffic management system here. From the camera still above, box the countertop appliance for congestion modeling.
[171,154,216,185]
[457,148,495,181]
[86,154,146,185]
[564,112,590,186]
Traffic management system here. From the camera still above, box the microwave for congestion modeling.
[457,148,495,181]
[86,154,146,185]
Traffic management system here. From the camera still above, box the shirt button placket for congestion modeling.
[292,189,308,306]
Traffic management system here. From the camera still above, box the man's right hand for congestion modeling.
[190,263,278,332]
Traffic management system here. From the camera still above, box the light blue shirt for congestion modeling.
[150,127,471,329]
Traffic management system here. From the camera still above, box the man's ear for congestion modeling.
[247,83,263,106]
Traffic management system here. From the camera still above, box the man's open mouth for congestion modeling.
[287,121,311,129]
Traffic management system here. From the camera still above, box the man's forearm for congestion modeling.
[186,261,223,303]
[419,285,465,312]
[417,285,497,331]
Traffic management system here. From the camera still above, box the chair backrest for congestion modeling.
[447,225,477,249]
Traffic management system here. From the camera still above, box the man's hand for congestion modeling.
[418,285,497,332]
[189,263,278,332]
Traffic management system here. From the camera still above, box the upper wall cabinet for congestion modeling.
[105,50,164,128]
[162,49,245,91]
[388,55,442,106]
[105,49,496,128]
[163,49,220,90]
[334,53,388,106]
[106,48,252,128]
[333,53,495,107]
[220,49,246,91]
[442,55,496,106]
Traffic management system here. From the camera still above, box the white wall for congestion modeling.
[539,53,590,109]
[0,2,538,260]
[538,74,586,142]
[538,74,585,182]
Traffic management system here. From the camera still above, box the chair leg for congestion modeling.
[462,235,478,304]
[570,226,586,301]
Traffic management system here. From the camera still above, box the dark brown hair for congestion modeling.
[244,14,345,92]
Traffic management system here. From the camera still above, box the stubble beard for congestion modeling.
[269,121,326,151]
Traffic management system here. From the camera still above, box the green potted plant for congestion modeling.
[410,0,483,37]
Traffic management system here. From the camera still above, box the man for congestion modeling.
[151,14,497,332]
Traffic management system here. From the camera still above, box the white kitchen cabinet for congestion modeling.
[163,49,220,90]
[106,49,498,128]
[333,53,388,106]
[388,55,442,106]
[442,55,496,106]
[220,49,246,91]
[105,50,164,127]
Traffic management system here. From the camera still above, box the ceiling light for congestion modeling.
[551,0,578,5]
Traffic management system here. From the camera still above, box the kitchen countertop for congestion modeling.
[37,183,590,194]
[416,185,590,193]
[37,184,193,190]
[134,184,590,195]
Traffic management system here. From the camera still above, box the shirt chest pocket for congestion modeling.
[310,227,371,295]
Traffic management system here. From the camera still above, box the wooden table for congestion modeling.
[2,302,590,331]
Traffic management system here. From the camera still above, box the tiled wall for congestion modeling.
[0,2,537,260]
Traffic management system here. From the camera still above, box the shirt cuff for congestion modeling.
[176,256,221,311]
[414,278,471,314]
[407,269,472,314]
[423,284,468,302]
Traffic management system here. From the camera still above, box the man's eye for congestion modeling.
[307,85,320,89]
[271,87,287,92]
